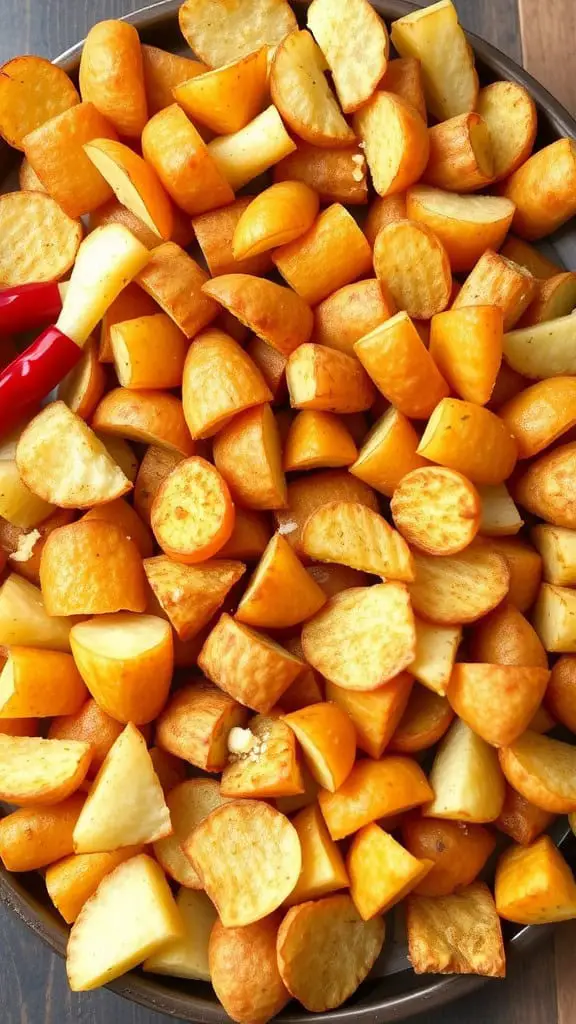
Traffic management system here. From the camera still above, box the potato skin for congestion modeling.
[209,913,289,1023]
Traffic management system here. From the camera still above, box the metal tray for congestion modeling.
[1,1,576,1019]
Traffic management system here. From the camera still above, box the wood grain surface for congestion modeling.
[0,1,574,1022]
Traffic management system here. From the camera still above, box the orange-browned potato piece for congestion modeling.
[406,186,515,273]
[199,614,305,713]
[391,467,480,556]
[406,882,505,977]
[58,338,106,421]
[79,20,147,138]
[182,328,272,440]
[476,80,536,181]
[156,682,248,772]
[233,181,319,260]
[448,663,549,747]
[502,138,576,240]
[133,446,183,526]
[0,191,83,288]
[286,802,348,905]
[0,54,79,150]
[175,47,268,135]
[514,441,576,528]
[246,337,287,404]
[81,498,153,560]
[236,533,325,629]
[379,56,426,121]
[209,913,289,1024]
[453,250,537,330]
[500,236,562,280]
[98,282,159,362]
[110,313,187,391]
[401,818,496,897]
[496,834,576,924]
[499,731,576,813]
[429,305,503,406]
[0,734,92,806]
[274,143,368,205]
[270,30,355,149]
[469,601,548,668]
[364,193,407,245]
[483,536,542,613]
[417,398,517,485]
[144,556,245,641]
[92,388,194,457]
[151,456,234,564]
[410,619,461,697]
[142,104,234,217]
[23,102,118,218]
[423,113,494,192]
[272,203,372,307]
[347,823,432,920]
[193,199,273,279]
[0,647,86,719]
[350,407,429,498]
[545,656,576,732]
[499,377,576,460]
[0,574,74,653]
[186,800,301,926]
[307,0,389,112]
[219,508,272,561]
[203,273,313,358]
[302,583,415,691]
[495,784,555,846]
[424,719,506,823]
[389,685,454,753]
[283,702,356,792]
[372,220,452,319]
[325,672,413,759]
[90,195,194,253]
[319,755,433,840]
[301,500,414,580]
[353,91,429,197]
[409,546,510,625]
[135,241,219,338]
[0,794,85,872]
[48,699,124,779]
[40,520,146,616]
[213,404,286,511]
[141,44,206,115]
[221,714,304,801]
[354,311,448,419]
[312,279,395,357]
[46,844,144,924]
[284,411,357,471]
[154,778,229,888]
[277,894,384,1012]
[275,469,378,557]
[286,344,375,414]
[515,274,576,331]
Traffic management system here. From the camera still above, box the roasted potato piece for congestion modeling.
[410,619,461,697]
[151,456,234,564]
[495,835,576,924]
[424,718,506,822]
[318,756,433,840]
[380,56,426,121]
[307,0,388,112]
[156,682,247,772]
[417,398,517,486]
[275,469,378,556]
[469,600,547,668]
[221,715,304,799]
[287,802,348,905]
[208,105,297,191]
[477,483,523,537]
[495,784,555,847]
[284,411,357,471]
[0,54,79,150]
[499,731,576,813]
[502,138,576,240]
[135,241,218,338]
[174,48,268,136]
[49,700,124,780]
[274,142,368,205]
[406,882,505,977]
[429,305,503,406]
[454,249,537,330]
[233,182,319,260]
[389,685,453,753]
[203,274,313,358]
[514,442,576,528]
[236,533,325,629]
[533,583,576,654]
[312,279,395,357]
[209,913,289,1023]
[372,221,452,319]
[0,795,85,872]
[286,344,375,414]
[0,574,73,652]
[154,778,229,889]
[402,818,496,897]
[448,663,549,747]
[79,20,147,138]
[476,80,536,181]
[423,112,493,192]
[482,536,542,613]
[353,91,429,197]
[350,407,429,498]
[545,655,576,732]
[409,546,509,625]
[143,888,216,982]
[0,734,91,806]
[391,467,480,556]
[407,186,515,273]
[0,647,86,719]
[347,823,432,920]
[144,556,245,641]
[179,0,296,65]
[213,404,287,511]
[283,702,356,792]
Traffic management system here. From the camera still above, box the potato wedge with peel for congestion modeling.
[0,575,73,652]
[390,1,479,121]
[347,824,433,920]
[271,31,354,148]
[233,181,320,260]
[275,469,378,557]
[503,315,576,380]
[448,664,550,747]
[179,0,296,66]
[84,139,174,242]
[199,614,305,713]
[277,894,384,1011]
[476,81,537,182]
[325,672,413,759]
[409,546,510,625]
[417,398,518,486]
[209,913,290,1022]
[66,853,183,991]
[174,48,268,136]
[496,786,555,846]
[73,724,171,853]
[135,241,219,340]
[499,732,576,813]
[406,187,515,273]
[406,882,505,977]
[156,682,248,773]
[273,142,368,205]
[45,845,144,924]
[495,835,576,925]
[236,533,326,629]
[221,714,304,799]
[514,442,576,529]
[401,819,496,898]
[144,889,217,982]
[301,501,414,580]
[350,407,429,499]
[429,305,503,406]
[519,272,576,329]
[502,138,576,241]
[283,702,356,792]
[391,467,480,556]
[213,404,287,512]
[0,734,92,806]
[0,54,79,150]
[389,685,453,754]
[454,250,537,331]
[424,719,506,822]
[312,279,396,358]
[154,779,229,889]
[202,274,313,358]
[283,411,358,471]
[353,91,429,197]
[286,344,375,414]
[16,402,131,509]
[186,800,301,926]
[144,556,245,641]
[0,648,86,719]
[373,221,452,320]
[286,803,349,906]
[307,0,388,112]
[318,756,433,840]
[302,584,416,691]
[469,601,547,669]
[423,113,494,193]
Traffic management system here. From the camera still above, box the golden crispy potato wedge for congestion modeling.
[0,795,85,872]
[448,664,549,747]
[495,835,576,925]
[134,446,182,525]
[274,142,368,205]
[156,682,248,772]
[0,574,73,652]
[407,186,515,273]
[406,882,505,977]
[372,220,452,319]
[482,537,542,613]
[499,731,576,813]
[301,500,414,580]
[209,913,289,1023]
[73,724,171,853]
[275,469,378,556]
[284,411,358,471]
[236,533,325,629]
[0,647,86,719]
[135,241,218,338]
[79,21,147,138]
[532,526,576,587]
[417,398,518,486]
[203,274,313,357]
[179,0,296,65]
[350,407,429,498]
[0,734,91,806]
[454,250,537,331]
[476,80,536,181]
[391,467,480,556]
[302,583,416,690]
[307,0,388,112]
[277,894,384,1011]
[141,44,206,116]
[495,784,555,846]
[84,139,172,242]
[401,818,496,898]
[390,1,479,121]
[213,404,287,511]
[286,344,375,414]
[423,112,493,192]
[0,460,54,531]
[283,702,356,792]
[193,199,273,279]
[348,823,433,920]
[469,601,547,669]
[154,779,229,889]
[271,30,354,148]
[91,389,194,457]
[319,756,433,839]
[144,888,216,982]
[233,182,319,260]
[186,800,301,925]
[409,546,510,625]
[502,138,576,240]
[320,673,414,759]
[208,105,297,190]
[353,91,429,197]
[221,714,304,799]
[219,508,271,561]
[174,48,268,136]
[286,802,348,906]
[514,442,576,528]
[48,700,124,781]
[46,845,144,924]
[312,279,395,357]
[66,854,183,991]
[0,54,79,150]
[533,583,576,653]
[389,684,453,754]
[429,304,503,406]
[16,402,130,509]
[144,556,245,641]
[410,619,461,697]
[424,718,506,822]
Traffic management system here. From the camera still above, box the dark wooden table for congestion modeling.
[1,0,576,1021]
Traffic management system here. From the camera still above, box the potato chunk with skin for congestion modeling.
[499,731,576,813]
[236,533,326,629]
[275,469,378,556]
[409,546,510,625]
[391,467,480,556]
[347,823,433,920]
[209,914,289,1023]
[495,835,576,924]
[401,818,496,897]
[307,0,388,113]
[202,274,313,357]
[372,221,452,320]
[514,442,576,529]
[448,664,550,748]
[325,673,413,759]
[212,404,287,512]
[318,756,433,840]
[221,714,304,799]
[156,682,248,773]
[154,779,229,888]
[353,91,429,197]
[301,500,414,580]
[286,803,348,906]
[406,882,505,977]
[424,718,506,822]
[476,80,537,182]
[0,734,92,806]
[178,0,297,67]
[286,344,375,414]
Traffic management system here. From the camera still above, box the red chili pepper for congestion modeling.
[0,326,81,436]
[0,282,64,336]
